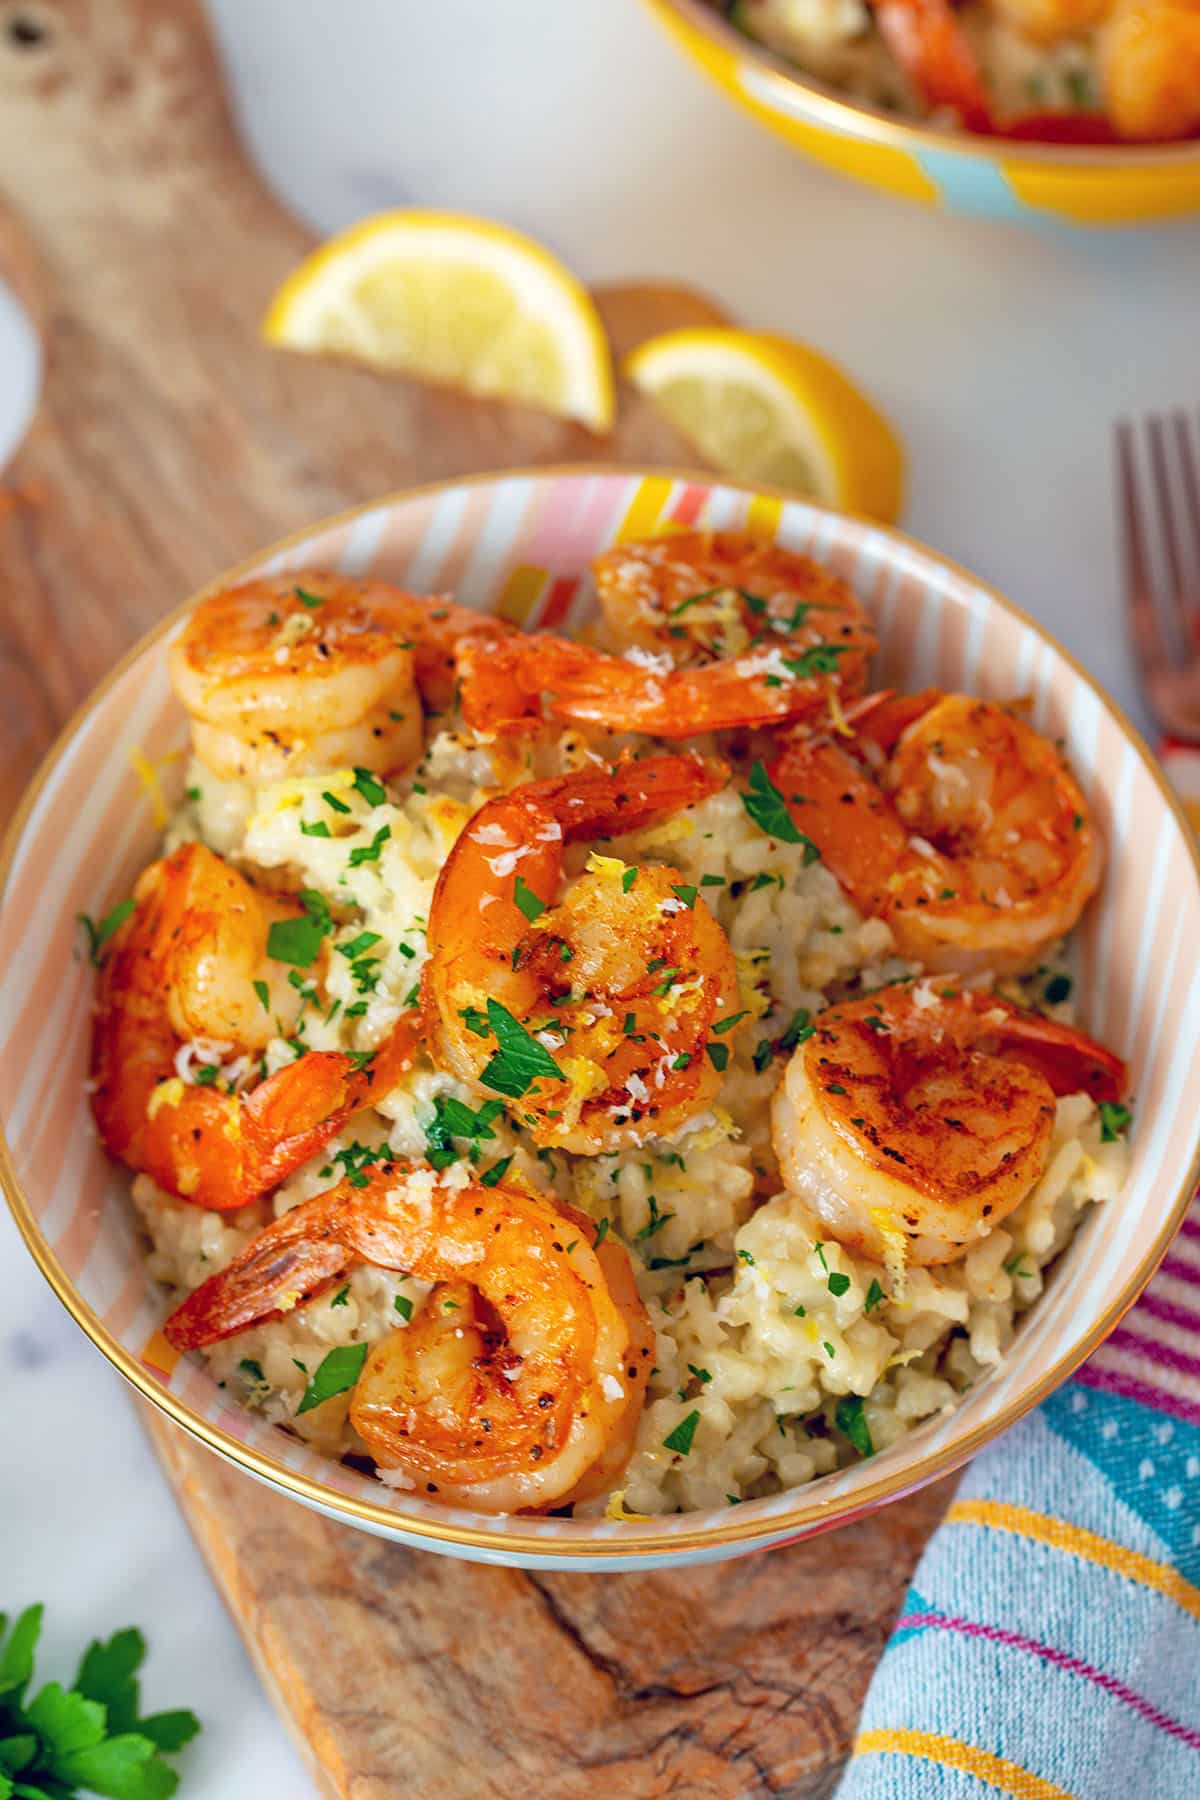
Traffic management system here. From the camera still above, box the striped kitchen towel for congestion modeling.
[834,1196,1200,1799]
[836,743,1200,1800]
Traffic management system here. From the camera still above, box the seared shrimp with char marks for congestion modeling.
[90,842,419,1209]
[170,572,513,783]
[422,753,744,1152]
[458,531,876,740]
[770,690,1103,975]
[772,981,1126,1268]
[163,1164,653,1514]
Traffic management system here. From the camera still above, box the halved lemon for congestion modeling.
[625,328,904,522]
[264,210,615,433]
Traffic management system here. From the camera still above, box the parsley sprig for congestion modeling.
[0,1606,199,1799]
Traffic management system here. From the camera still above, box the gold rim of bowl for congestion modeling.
[3,463,1199,1560]
[650,0,1200,167]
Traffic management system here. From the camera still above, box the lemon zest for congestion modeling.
[604,1489,652,1523]
[146,1077,185,1120]
[129,746,180,831]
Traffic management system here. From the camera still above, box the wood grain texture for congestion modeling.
[146,1409,954,1800]
[0,2,953,1792]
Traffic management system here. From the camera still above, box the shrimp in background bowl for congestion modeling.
[86,527,1133,1517]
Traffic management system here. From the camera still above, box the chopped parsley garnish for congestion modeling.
[513,875,547,922]
[783,643,851,679]
[393,1294,414,1323]
[705,1042,729,1072]
[835,1394,874,1457]
[864,1278,885,1314]
[424,1093,505,1169]
[671,1052,691,1070]
[352,767,387,806]
[1004,1254,1034,1279]
[398,941,416,959]
[253,979,270,1012]
[712,1010,748,1036]
[1045,973,1072,1004]
[479,1154,514,1187]
[78,898,135,965]
[593,1217,610,1246]
[338,930,382,961]
[460,1005,491,1037]
[736,1248,756,1266]
[700,873,726,887]
[295,585,324,608]
[267,889,333,967]
[239,1359,265,1384]
[348,824,391,867]
[1099,1101,1132,1141]
[192,1064,220,1087]
[688,1364,713,1385]
[479,998,564,1099]
[621,866,638,894]
[671,884,697,909]
[331,1140,390,1187]
[323,789,351,814]
[636,1194,674,1241]
[297,1343,369,1414]
[330,1285,350,1308]
[670,586,721,616]
[780,1008,814,1052]
[741,760,804,845]
[823,1341,835,1359]
[662,1411,700,1455]
[752,1039,773,1074]
[185,784,202,803]
[300,817,332,838]
[652,967,680,996]
[814,1240,828,1271]
[827,1271,851,1298]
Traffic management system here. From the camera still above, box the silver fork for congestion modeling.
[1116,409,1200,742]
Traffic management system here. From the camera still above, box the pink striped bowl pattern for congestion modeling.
[3,467,1199,1570]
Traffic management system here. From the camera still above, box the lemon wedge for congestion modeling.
[625,328,904,522]
[264,210,615,432]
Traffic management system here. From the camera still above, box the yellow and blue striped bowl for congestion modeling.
[644,0,1200,224]
[3,467,1200,1568]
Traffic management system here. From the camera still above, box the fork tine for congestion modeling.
[1147,413,1186,626]
[1173,409,1200,590]
[1116,418,1172,681]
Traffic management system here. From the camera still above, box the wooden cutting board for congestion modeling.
[0,4,954,1793]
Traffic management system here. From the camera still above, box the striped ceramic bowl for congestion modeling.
[3,467,1198,1570]
[643,0,1200,224]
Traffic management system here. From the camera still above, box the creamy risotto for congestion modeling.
[719,0,1200,144]
[90,539,1131,1518]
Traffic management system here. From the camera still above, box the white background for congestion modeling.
[2,1,1198,1792]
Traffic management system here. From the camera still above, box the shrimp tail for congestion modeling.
[240,1011,423,1199]
[164,1199,353,1349]
[988,1002,1127,1103]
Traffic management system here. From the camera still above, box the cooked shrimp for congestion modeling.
[170,573,512,782]
[90,842,419,1208]
[772,982,1126,1267]
[458,531,876,740]
[869,0,994,129]
[163,1166,653,1513]
[422,753,744,1152]
[769,691,1103,975]
[1100,0,1200,139]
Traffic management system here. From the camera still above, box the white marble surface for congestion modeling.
[3,1,1200,1793]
